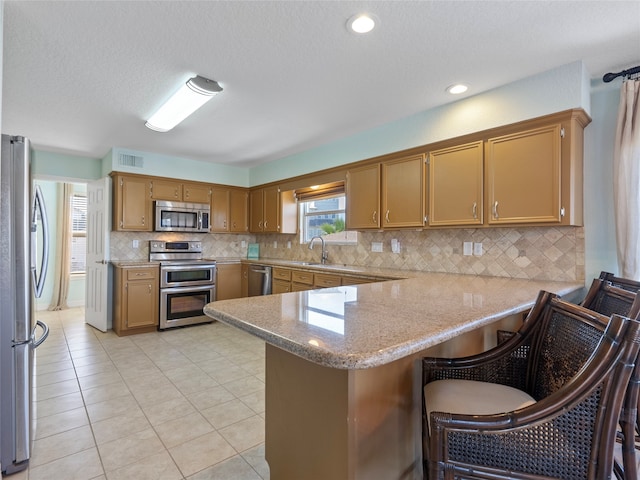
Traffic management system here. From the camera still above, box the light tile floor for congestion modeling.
[3,308,269,480]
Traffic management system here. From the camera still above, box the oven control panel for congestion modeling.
[150,241,202,254]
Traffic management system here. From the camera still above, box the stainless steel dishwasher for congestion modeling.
[248,265,272,296]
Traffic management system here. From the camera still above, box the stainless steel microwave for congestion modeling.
[154,200,210,233]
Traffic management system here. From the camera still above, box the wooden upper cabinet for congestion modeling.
[150,179,182,201]
[263,186,280,233]
[381,154,425,228]
[211,187,249,233]
[346,163,381,229]
[183,182,212,203]
[428,142,483,227]
[112,174,152,231]
[151,179,211,204]
[211,187,231,232]
[249,187,296,233]
[229,189,249,233]
[486,124,562,225]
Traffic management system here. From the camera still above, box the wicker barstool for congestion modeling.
[585,275,640,480]
[422,290,640,480]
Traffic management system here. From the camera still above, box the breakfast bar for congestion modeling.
[204,272,582,480]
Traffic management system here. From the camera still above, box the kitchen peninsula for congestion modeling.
[204,271,582,480]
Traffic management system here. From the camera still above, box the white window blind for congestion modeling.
[71,194,87,274]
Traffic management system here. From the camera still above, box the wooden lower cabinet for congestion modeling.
[313,273,341,288]
[113,265,159,336]
[216,262,242,300]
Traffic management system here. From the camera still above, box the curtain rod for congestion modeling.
[603,65,640,83]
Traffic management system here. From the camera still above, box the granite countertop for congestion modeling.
[204,271,582,369]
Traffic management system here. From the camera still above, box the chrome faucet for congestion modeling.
[308,236,328,264]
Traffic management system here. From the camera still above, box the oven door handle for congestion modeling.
[160,284,215,294]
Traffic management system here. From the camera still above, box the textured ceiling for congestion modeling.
[2,1,639,167]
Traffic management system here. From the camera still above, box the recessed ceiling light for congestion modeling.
[347,13,378,34]
[446,84,468,95]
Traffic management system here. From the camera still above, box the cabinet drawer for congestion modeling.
[314,273,341,288]
[126,267,157,280]
[292,282,312,292]
[273,268,292,281]
[291,270,314,285]
[341,276,374,285]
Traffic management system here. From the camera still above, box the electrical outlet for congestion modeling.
[463,242,472,256]
[391,238,400,253]
[241,240,246,248]
[473,242,483,256]
[371,242,383,253]
[132,239,139,249]
[273,241,278,248]
[287,241,292,249]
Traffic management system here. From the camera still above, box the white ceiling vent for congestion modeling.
[118,153,144,168]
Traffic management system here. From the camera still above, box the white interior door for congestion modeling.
[85,177,111,331]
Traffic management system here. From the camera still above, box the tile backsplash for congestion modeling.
[111,225,584,283]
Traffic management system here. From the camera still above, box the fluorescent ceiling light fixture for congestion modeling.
[446,84,468,95]
[347,13,377,34]
[145,75,222,132]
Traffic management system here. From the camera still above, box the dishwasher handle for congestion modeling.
[248,265,272,296]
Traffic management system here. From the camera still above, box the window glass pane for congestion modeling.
[299,194,356,244]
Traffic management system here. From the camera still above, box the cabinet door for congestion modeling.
[183,182,211,204]
[211,187,230,232]
[381,154,425,228]
[263,186,280,233]
[346,164,380,229]
[272,279,292,294]
[241,264,249,297]
[216,263,242,300]
[124,278,157,328]
[229,189,249,232]
[428,142,483,226]
[249,189,265,232]
[116,175,152,231]
[486,124,561,224]
[151,179,182,201]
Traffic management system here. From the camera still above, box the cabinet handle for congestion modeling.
[148,285,151,293]
[258,220,263,229]
[141,215,145,225]
[472,202,477,219]
[185,190,189,198]
[223,221,227,228]
[264,220,268,229]
[385,210,390,223]
[372,211,377,224]
[175,190,178,198]
[232,221,237,228]
[135,272,146,276]
[493,201,499,219]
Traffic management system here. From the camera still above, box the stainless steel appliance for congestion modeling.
[154,200,210,233]
[248,264,272,296]
[0,135,50,475]
[150,241,216,329]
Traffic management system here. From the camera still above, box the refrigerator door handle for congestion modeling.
[32,320,49,348]
[31,184,49,298]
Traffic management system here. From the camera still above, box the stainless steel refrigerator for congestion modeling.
[0,135,50,475]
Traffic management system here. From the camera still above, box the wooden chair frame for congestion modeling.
[422,290,640,480]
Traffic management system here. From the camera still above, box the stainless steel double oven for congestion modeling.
[150,241,216,329]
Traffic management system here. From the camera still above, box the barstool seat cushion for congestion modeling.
[424,379,536,429]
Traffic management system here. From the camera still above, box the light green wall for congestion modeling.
[32,150,101,181]
[584,82,620,280]
[250,61,591,185]
[104,147,250,187]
